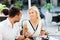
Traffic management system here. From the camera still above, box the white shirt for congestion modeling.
[0,18,21,40]
[23,20,42,37]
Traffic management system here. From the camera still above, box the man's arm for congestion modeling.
[0,25,3,40]
[0,33,3,40]
[15,23,24,40]
[17,35,24,40]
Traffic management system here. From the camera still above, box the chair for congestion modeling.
[52,11,60,31]
[0,16,7,22]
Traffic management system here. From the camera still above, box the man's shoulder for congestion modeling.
[0,22,4,30]
[0,19,7,27]
[0,19,8,31]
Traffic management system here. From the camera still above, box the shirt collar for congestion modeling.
[6,18,12,28]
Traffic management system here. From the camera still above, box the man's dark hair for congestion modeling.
[9,7,21,18]
[2,9,9,15]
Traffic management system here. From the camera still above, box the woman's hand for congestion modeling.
[40,30,45,37]
[23,23,32,38]
[25,32,32,38]
[23,23,28,35]
[40,30,49,38]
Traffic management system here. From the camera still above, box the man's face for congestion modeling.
[14,10,22,22]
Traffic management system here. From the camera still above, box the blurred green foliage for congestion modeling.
[0,3,6,13]
[15,1,23,9]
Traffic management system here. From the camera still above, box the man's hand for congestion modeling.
[17,35,24,40]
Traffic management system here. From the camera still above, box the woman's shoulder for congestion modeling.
[22,19,29,24]
[39,19,44,23]
[39,19,42,23]
[38,19,44,26]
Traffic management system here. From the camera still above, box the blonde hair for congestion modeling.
[28,6,41,21]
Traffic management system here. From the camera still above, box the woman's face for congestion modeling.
[28,9,37,19]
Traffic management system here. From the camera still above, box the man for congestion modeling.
[0,7,24,40]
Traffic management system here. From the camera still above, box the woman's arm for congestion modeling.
[23,23,28,35]
[40,23,44,36]
[23,24,32,38]
[40,23,49,37]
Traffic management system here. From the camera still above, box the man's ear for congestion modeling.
[14,15,18,18]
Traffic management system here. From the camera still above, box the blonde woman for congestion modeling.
[23,6,44,40]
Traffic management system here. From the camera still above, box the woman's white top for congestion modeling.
[23,20,42,37]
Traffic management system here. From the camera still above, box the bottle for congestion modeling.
[25,37,31,40]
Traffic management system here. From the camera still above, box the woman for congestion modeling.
[2,8,9,16]
[23,6,44,40]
